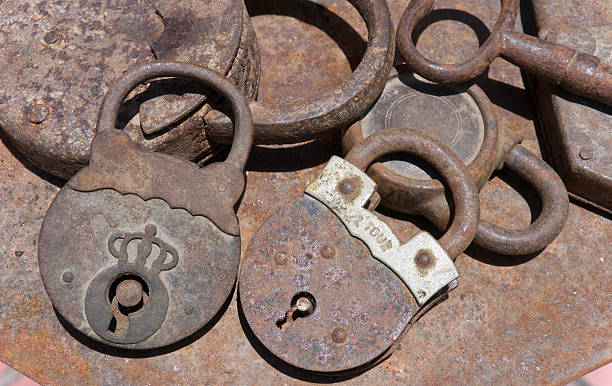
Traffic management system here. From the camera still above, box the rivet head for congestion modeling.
[184,305,195,315]
[274,253,287,265]
[28,103,48,124]
[330,326,348,344]
[44,30,58,44]
[415,249,434,269]
[338,179,355,195]
[320,243,335,259]
[579,147,594,160]
[62,271,74,283]
[116,279,143,308]
[217,184,226,192]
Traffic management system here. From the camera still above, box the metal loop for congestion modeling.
[396,0,517,84]
[207,0,395,144]
[476,145,569,255]
[345,128,479,259]
[97,61,253,171]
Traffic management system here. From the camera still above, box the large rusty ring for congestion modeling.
[97,61,253,171]
[208,0,395,144]
[396,0,517,84]
[344,128,479,259]
[475,145,568,255]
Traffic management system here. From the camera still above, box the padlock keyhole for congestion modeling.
[107,274,150,335]
[276,292,316,331]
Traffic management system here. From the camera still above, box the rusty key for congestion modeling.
[397,0,612,106]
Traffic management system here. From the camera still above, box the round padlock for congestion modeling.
[343,68,568,255]
[239,129,479,374]
[0,0,259,179]
[38,62,253,349]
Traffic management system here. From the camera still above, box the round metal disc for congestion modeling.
[239,194,419,373]
[38,187,240,349]
[0,0,257,178]
[359,71,484,180]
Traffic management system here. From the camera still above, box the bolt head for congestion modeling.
[338,179,355,195]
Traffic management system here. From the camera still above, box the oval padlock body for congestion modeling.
[38,187,240,349]
[0,0,258,179]
[239,194,418,373]
[345,71,484,180]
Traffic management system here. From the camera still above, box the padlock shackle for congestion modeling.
[97,61,254,171]
[207,0,395,144]
[345,128,479,259]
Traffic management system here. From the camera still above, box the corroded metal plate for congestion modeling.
[347,70,484,180]
[0,0,258,179]
[38,188,240,349]
[239,193,418,373]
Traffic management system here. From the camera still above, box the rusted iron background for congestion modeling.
[0,0,610,384]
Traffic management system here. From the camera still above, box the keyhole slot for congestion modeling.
[276,292,316,331]
[107,274,150,335]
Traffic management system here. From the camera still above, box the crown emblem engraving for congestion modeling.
[107,224,179,273]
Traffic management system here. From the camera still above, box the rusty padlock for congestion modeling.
[0,0,259,179]
[397,0,612,106]
[239,129,479,373]
[38,62,253,349]
[343,70,569,255]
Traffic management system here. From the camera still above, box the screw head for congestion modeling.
[116,279,143,308]
[62,271,74,283]
[330,326,348,344]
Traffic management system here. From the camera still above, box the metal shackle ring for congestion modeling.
[396,0,518,84]
[476,145,569,255]
[344,128,479,259]
[207,0,395,144]
[97,61,254,171]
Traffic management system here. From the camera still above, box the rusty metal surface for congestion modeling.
[397,0,612,106]
[0,0,610,384]
[528,0,612,213]
[0,0,259,179]
[343,77,568,255]
[38,62,253,350]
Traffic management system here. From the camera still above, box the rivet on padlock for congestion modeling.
[38,62,253,349]
[239,129,479,373]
